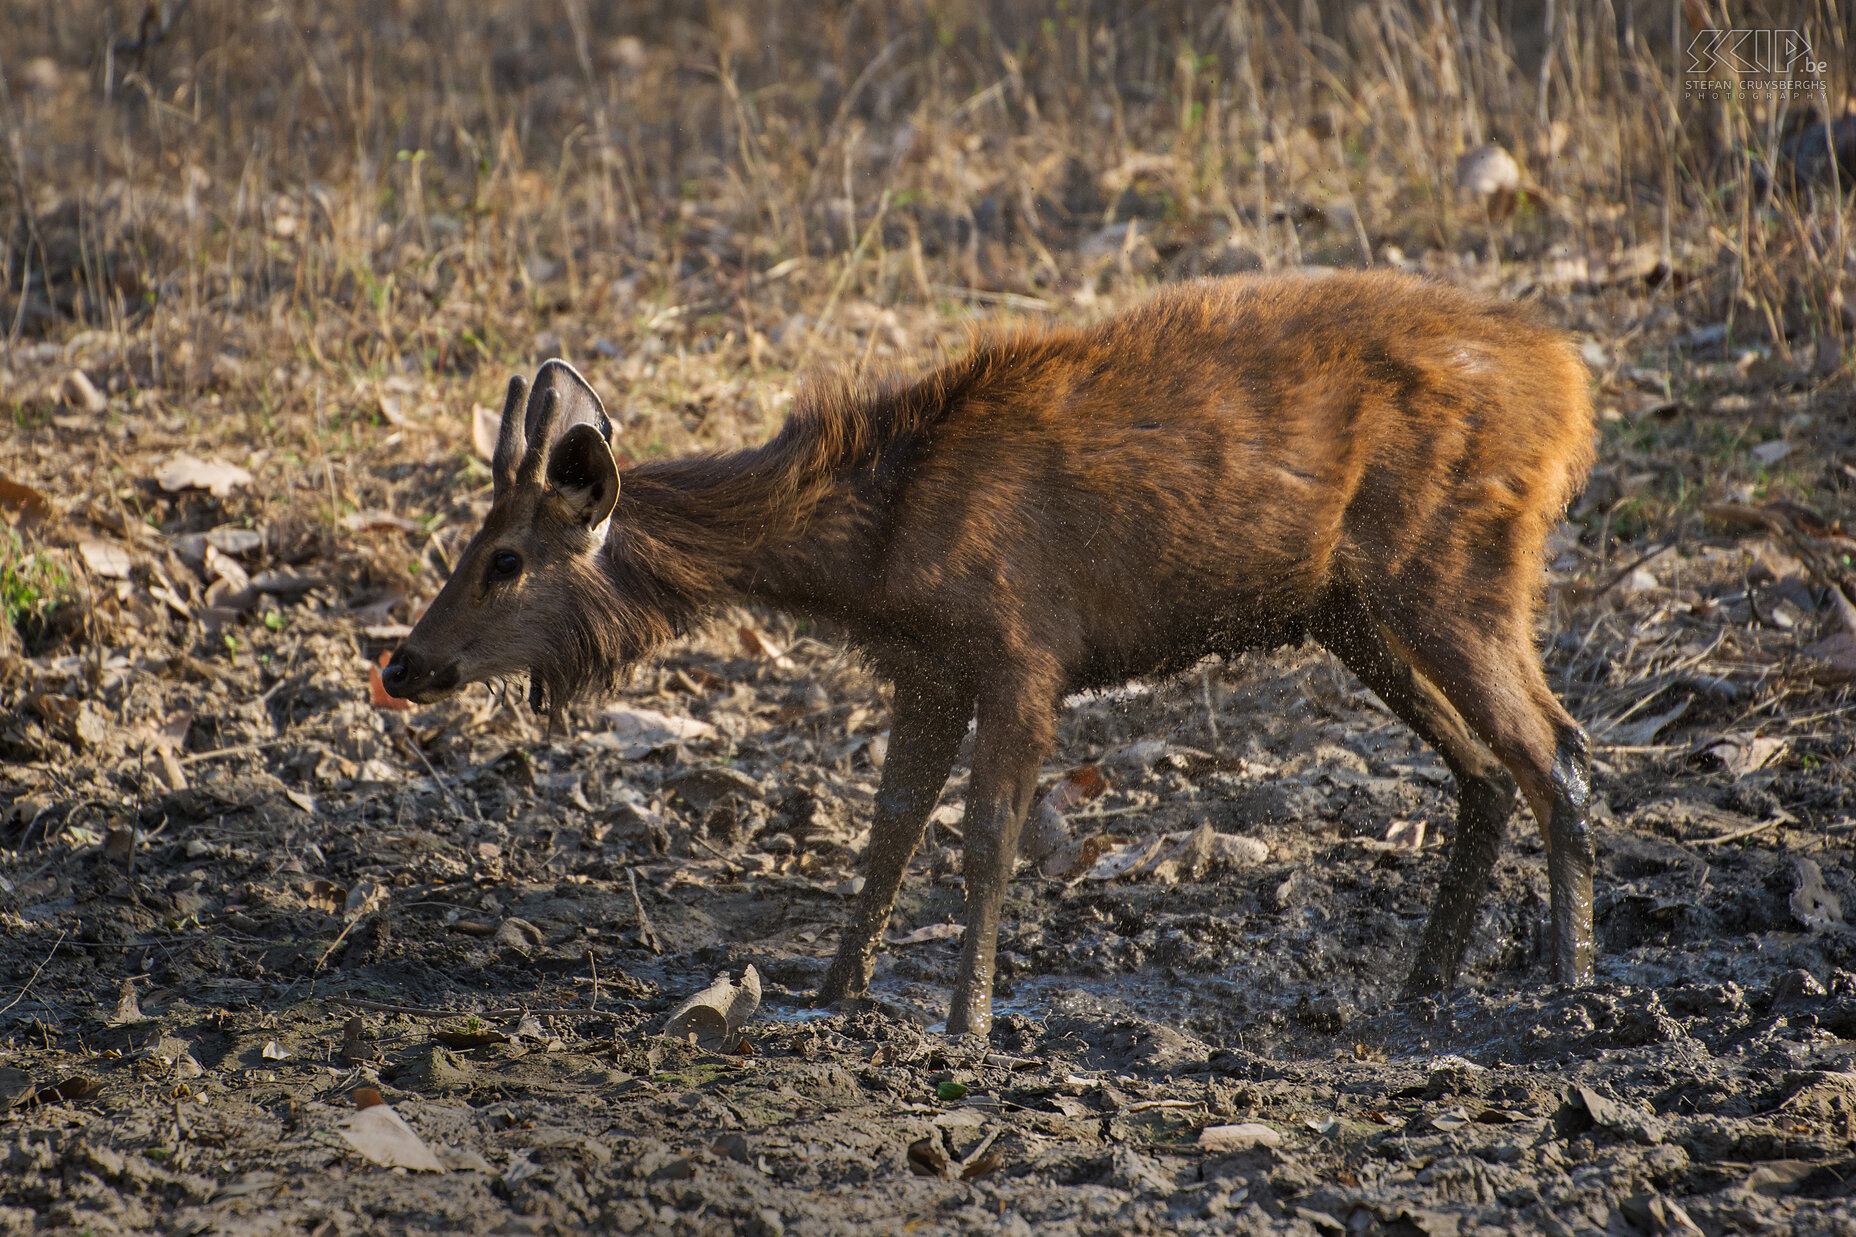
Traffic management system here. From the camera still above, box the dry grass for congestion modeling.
[0,0,1851,664]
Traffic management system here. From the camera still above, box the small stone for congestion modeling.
[1200,1122,1282,1151]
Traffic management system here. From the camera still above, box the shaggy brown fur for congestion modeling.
[388,270,1597,1036]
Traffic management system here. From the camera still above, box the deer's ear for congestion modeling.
[526,359,611,448]
[545,423,620,531]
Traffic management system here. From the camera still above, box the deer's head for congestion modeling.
[383,360,636,715]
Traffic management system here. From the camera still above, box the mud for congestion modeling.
[4,602,1855,1236]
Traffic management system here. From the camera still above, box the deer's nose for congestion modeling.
[381,649,418,697]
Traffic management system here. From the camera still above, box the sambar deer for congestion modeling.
[385,271,1597,1036]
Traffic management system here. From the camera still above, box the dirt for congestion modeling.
[2,5,1855,1228]
[3,566,1856,1235]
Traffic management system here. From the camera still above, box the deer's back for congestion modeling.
[861,272,1593,684]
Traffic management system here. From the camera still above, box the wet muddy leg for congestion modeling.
[1314,607,1517,996]
[946,681,1052,1038]
[1545,725,1594,986]
[818,678,971,1005]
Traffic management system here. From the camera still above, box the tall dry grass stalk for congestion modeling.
[0,1,1848,457]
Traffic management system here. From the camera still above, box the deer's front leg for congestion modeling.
[947,678,1055,1038]
[818,676,970,1005]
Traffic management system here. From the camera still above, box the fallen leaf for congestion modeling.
[0,476,54,523]
[1803,631,1856,680]
[602,705,714,757]
[1043,765,1109,813]
[344,880,387,920]
[305,880,347,914]
[1599,696,1691,746]
[662,964,761,1052]
[260,1041,293,1061]
[472,404,502,462]
[24,1075,97,1107]
[737,624,796,669]
[151,710,192,751]
[1694,734,1786,777]
[337,1096,447,1172]
[341,510,422,533]
[1750,440,1794,467]
[78,538,132,579]
[370,651,412,711]
[907,1136,948,1177]
[888,922,965,947]
[1083,834,1167,881]
[1430,1108,1471,1132]
[61,369,106,413]
[1791,858,1845,932]
[1200,1122,1282,1152]
[1385,819,1426,851]
[108,981,145,1026]
[156,454,253,498]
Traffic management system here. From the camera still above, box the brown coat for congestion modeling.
[388,270,1597,1036]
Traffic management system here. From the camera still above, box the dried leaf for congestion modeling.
[370,651,412,711]
[888,922,965,946]
[662,965,761,1052]
[1083,834,1167,881]
[344,880,386,920]
[1803,631,1856,681]
[60,369,107,413]
[1695,735,1786,778]
[0,476,54,523]
[601,705,714,756]
[78,538,132,578]
[337,1096,447,1173]
[1791,858,1845,932]
[1385,819,1427,851]
[341,510,421,533]
[1600,696,1691,746]
[150,709,192,751]
[260,1041,293,1060]
[156,454,253,498]
[1043,765,1109,813]
[472,404,502,462]
[737,624,796,669]
[306,880,347,914]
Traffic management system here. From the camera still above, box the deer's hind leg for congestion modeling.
[1312,601,1519,997]
[1369,603,1594,989]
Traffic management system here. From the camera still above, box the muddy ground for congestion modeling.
[3,4,1856,1227]
[5,500,1856,1236]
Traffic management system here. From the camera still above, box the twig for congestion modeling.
[329,996,471,1018]
[403,727,473,821]
[692,834,742,871]
[1693,818,1782,847]
[179,738,291,765]
[627,867,661,954]
[1591,541,1674,599]
[0,930,67,1017]
[314,914,372,972]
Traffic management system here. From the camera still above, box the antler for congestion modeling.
[518,389,561,489]
[490,374,529,496]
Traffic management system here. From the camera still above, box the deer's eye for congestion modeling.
[487,550,522,582]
